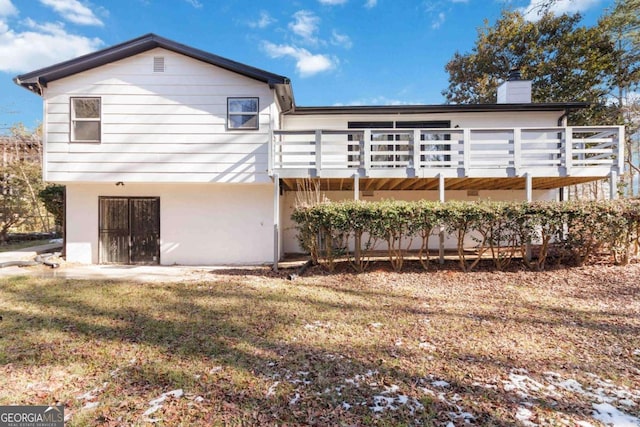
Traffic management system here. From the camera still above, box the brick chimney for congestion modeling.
[497,69,532,103]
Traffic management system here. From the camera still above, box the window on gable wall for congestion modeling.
[227,97,259,130]
[71,97,101,142]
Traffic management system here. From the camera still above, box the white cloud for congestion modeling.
[449,0,468,3]
[183,0,202,8]
[331,30,352,49]
[335,96,420,106]
[289,10,320,44]
[318,0,348,4]
[431,12,445,29]
[38,0,103,26]
[0,18,103,73]
[519,0,601,20]
[0,0,17,17]
[249,10,275,29]
[261,41,336,77]
[364,0,377,8]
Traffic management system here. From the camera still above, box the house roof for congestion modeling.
[13,33,292,94]
[290,103,589,115]
[13,33,587,117]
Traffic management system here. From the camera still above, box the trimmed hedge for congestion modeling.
[291,199,640,272]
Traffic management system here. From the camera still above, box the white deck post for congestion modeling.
[610,170,618,200]
[354,173,360,200]
[273,173,280,271]
[439,173,445,265]
[524,172,532,262]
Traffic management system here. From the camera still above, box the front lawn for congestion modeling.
[1,264,639,426]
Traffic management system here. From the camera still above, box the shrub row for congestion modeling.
[291,199,640,272]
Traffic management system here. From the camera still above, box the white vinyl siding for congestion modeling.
[43,48,276,184]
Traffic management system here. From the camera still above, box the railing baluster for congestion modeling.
[413,129,421,174]
[315,130,322,177]
[463,128,471,176]
[513,128,521,175]
[363,129,371,176]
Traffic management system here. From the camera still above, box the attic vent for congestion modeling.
[153,56,165,72]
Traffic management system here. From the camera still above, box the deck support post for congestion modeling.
[610,170,618,200]
[354,173,360,200]
[439,173,445,265]
[524,173,533,262]
[273,173,280,271]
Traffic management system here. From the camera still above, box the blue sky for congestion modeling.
[0,0,613,134]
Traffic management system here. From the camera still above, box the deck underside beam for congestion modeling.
[279,176,605,192]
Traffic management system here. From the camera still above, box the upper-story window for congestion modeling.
[227,97,259,130]
[71,97,101,143]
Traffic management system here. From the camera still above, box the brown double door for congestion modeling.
[99,197,160,264]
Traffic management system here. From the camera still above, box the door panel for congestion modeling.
[130,198,160,265]
[99,198,129,264]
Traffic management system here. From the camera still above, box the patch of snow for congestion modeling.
[370,395,397,412]
[558,378,585,394]
[82,401,99,410]
[432,380,450,388]
[194,396,205,403]
[446,423,455,427]
[77,391,97,400]
[575,421,595,427]
[395,339,403,347]
[266,381,280,397]
[369,322,383,328]
[592,402,640,426]
[304,320,331,330]
[516,407,537,427]
[143,404,162,417]
[633,349,640,356]
[342,402,352,410]
[209,366,222,374]
[419,341,436,351]
[49,238,63,244]
[149,389,183,407]
[382,384,400,394]
[289,393,300,405]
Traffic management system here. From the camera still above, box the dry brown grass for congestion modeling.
[1,262,639,426]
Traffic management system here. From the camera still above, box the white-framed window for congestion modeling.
[70,97,101,143]
[227,97,259,130]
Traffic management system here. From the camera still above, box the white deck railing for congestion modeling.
[270,126,624,179]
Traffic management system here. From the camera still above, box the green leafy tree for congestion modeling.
[0,124,48,242]
[599,0,640,195]
[39,184,65,228]
[442,10,617,125]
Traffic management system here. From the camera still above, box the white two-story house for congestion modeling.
[14,34,623,266]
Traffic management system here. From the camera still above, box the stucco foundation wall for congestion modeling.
[65,182,274,265]
[282,189,557,254]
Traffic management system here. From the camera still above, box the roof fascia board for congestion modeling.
[289,103,589,115]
